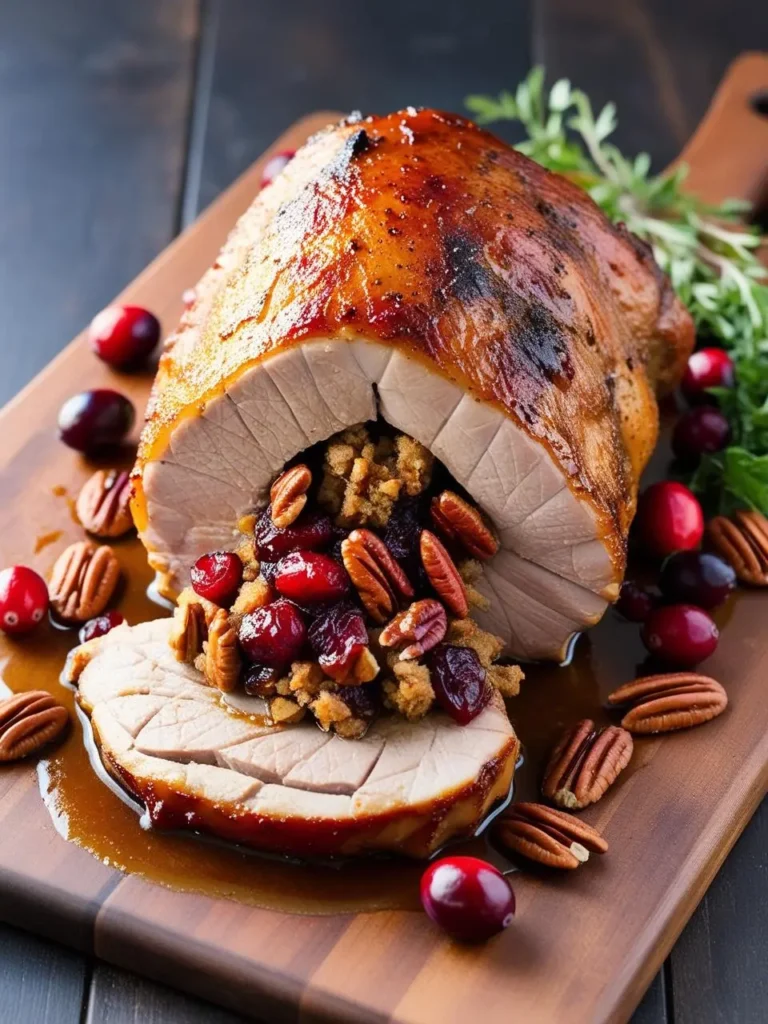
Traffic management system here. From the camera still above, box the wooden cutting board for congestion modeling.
[1,53,767,1024]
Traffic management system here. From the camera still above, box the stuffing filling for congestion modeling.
[169,422,523,738]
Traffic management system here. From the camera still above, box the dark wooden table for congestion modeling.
[0,2,766,1021]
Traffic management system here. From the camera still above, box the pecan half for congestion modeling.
[607,673,727,734]
[203,609,241,692]
[0,691,69,762]
[49,542,120,624]
[76,469,134,538]
[341,529,414,623]
[168,588,217,663]
[430,491,498,560]
[542,718,633,810]
[379,599,447,660]
[270,464,311,529]
[494,802,608,869]
[420,530,469,618]
[707,510,768,586]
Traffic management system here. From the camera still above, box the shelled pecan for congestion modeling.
[341,528,414,623]
[420,530,468,618]
[0,691,69,762]
[607,673,728,734]
[430,490,498,560]
[707,510,768,586]
[76,469,134,538]
[494,802,608,869]
[379,599,447,660]
[48,542,120,624]
[203,609,241,692]
[270,464,312,529]
[542,718,633,810]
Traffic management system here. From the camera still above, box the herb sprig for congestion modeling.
[467,68,768,514]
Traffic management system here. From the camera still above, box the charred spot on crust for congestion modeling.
[444,232,495,303]
[349,128,373,157]
[510,300,575,384]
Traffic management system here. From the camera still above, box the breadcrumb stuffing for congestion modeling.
[279,661,329,706]
[395,435,434,496]
[231,579,273,621]
[488,663,524,697]
[311,691,353,730]
[446,617,504,668]
[268,696,306,725]
[383,661,435,721]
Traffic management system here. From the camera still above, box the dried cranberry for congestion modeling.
[0,566,49,635]
[238,599,307,667]
[659,551,736,609]
[88,305,160,368]
[672,407,731,465]
[78,610,125,643]
[274,551,350,604]
[340,680,380,722]
[191,551,243,606]
[429,644,490,725]
[383,497,430,591]
[243,663,279,696]
[641,604,719,666]
[681,348,734,404]
[255,509,332,561]
[308,601,369,682]
[616,580,657,622]
[58,389,135,452]
[420,856,515,942]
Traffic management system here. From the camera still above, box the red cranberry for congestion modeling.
[191,551,243,606]
[261,149,295,188]
[255,509,333,561]
[672,407,731,465]
[338,681,380,722]
[0,566,49,634]
[641,604,719,666]
[274,551,350,604]
[238,599,307,667]
[79,610,125,643]
[88,305,160,368]
[659,551,736,609]
[420,856,515,942]
[635,481,704,558]
[616,579,657,622]
[308,601,369,682]
[429,644,490,725]
[58,389,135,452]
[681,348,734,404]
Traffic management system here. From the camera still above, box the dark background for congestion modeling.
[0,1,766,1021]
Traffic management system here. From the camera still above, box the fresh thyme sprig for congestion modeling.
[466,68,768,514]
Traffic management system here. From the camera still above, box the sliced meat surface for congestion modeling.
[69,620,518,858]
[132,109,694,660]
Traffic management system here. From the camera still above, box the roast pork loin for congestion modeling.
[132,109,694,660]
[68,619,519,858]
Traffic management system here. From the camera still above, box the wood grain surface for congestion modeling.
[0,2,765,1015]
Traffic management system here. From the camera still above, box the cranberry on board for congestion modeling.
[635,481,704,558]
[420,856,515,942]
[429,644,490,725]
[659,551,736,609]
[79,610,125,643]
[238,599,307,667]
[255,509,333,561]
[274,551,350,604]
[641,604,719,666]
[260,149,295,188]
[191,551,243,606]
[616,579,657,622]
[58,389,135,452]
[672,407,731,465]
[681,347,734,404]
[88,305,161,368]
[0,566,49,634]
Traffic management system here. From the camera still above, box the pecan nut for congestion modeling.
[203,609,241,692]
[270,464,311,529]
[420,530,469,618]
[542,718,633,810]
[76,469,134,538]
[607,672,727,734]
[49,542,120,624]
[379,599,447,659]
[707,510,768,586]
[341,529,414,623]
[0,691,69,762]
[168,587,217,663]
[430,491,498,560]
[494,801,608,870]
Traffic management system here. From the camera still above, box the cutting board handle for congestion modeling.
[676,52,768,207]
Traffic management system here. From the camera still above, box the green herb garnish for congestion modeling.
[466,68,768,515]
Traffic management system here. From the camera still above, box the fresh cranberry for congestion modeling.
[641,604,719,666]
[274,551,350,604]
[78,610,125,643]
[635,481,704,558]
[261,149,295,188]
[659,551,736,609]
[420,856,515,942]
[243,663,279,696]
[0,566,49,634]
[429,644,490,725]
[616,579,657,622]
[672,407,731,465]
[58,389,135,452]
[308,601,369,682]
[238,599,307,667]
[191,551,243,606]
[255,509,333,561]
[88,305,160,368]
[681,348,734,404]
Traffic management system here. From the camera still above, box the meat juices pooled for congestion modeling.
[131,109,693,662]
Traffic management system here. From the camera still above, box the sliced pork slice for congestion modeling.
[132,109,694,660]
[68,620,518,858]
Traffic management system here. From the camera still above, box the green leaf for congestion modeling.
[721,449,768,513]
